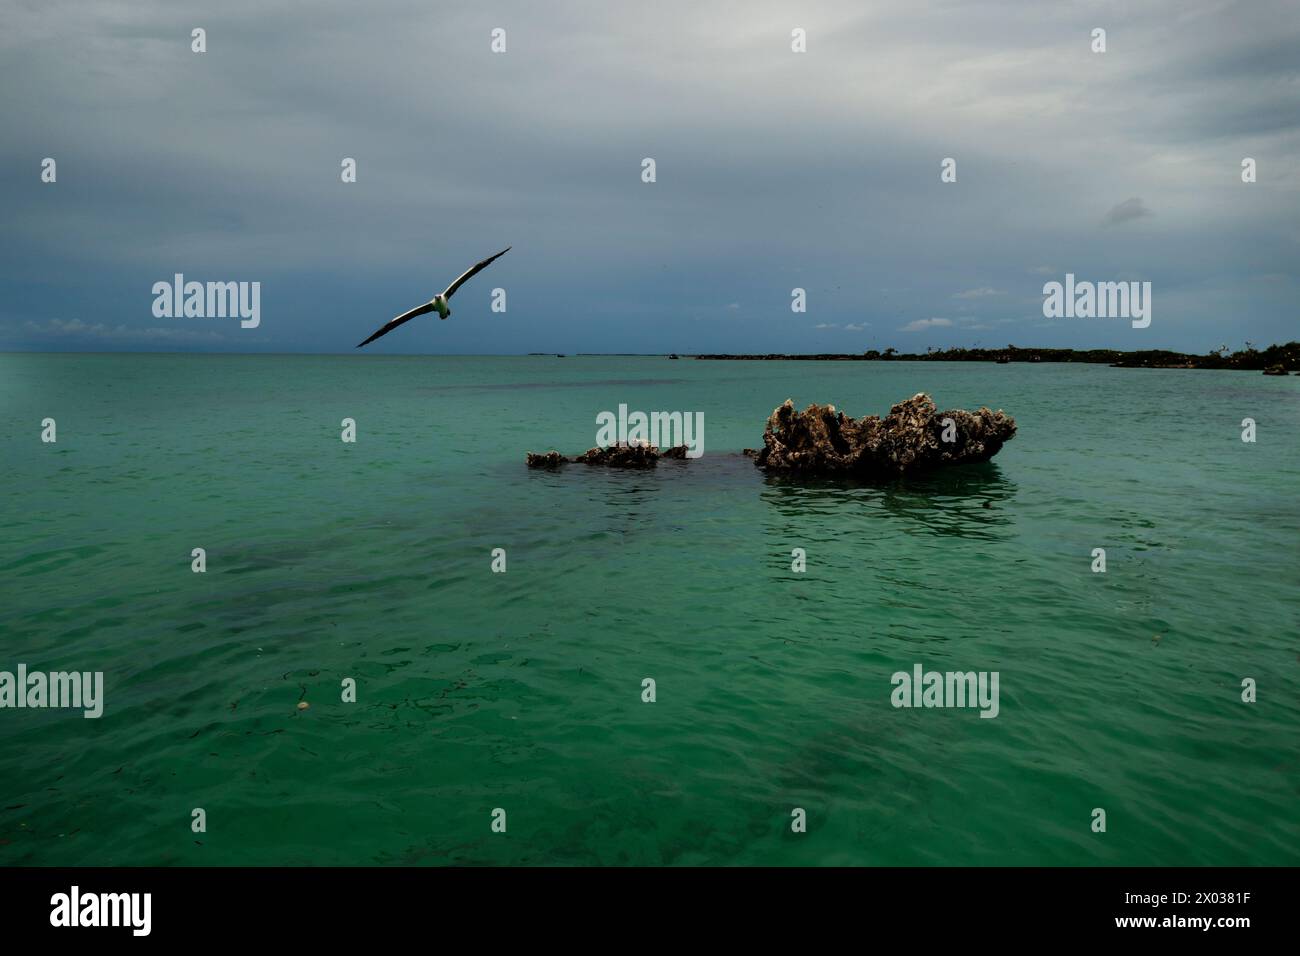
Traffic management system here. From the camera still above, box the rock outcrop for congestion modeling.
[527,393,1015,476]
[524,451,567,468]
[753,393,1015,477]
[526,443,689,468]
[1263,365,1289,376]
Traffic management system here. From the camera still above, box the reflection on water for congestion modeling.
[525,464,673,540]
[760,462,1017,540]
[524,454,1018,542]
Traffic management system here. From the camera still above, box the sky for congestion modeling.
[1,0,1297,355]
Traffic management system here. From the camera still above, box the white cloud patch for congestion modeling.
[899,318,953,332]
[952,286,1002,299]
[19,318,224,344]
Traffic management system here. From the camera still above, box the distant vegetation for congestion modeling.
[693,342,1300,370]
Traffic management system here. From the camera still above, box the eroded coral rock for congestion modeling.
[525,451,566,468]
[753,393,1015,477]
[574,443,661,468]
[525,443,691,468]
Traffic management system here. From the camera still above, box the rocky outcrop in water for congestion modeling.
[526,443,689,468]
[524,451,567,468]
[1263,364,1289,376]
[753,393,1015,477]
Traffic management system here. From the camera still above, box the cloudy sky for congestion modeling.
[2,0,1296,354]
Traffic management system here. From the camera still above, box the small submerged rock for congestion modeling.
[526,442,690,468]
[753,393,1015,477]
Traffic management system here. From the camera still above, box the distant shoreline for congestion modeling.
[3,345,1295,369]
[688,343,1299,371]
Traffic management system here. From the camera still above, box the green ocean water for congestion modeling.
[1,352,1297,866]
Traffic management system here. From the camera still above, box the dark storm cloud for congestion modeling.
[1,0,1296,354]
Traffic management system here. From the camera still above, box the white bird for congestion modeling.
[356,246,510,348]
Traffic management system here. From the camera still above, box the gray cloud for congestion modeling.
[1,0,1296,354]
[1103,198,1154,227]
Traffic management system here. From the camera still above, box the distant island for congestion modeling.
[690,342,1298,372]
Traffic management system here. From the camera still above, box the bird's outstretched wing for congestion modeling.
[356,301,437,348]
[442,246,511,300]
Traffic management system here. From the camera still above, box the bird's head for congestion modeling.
[433,294,451,319]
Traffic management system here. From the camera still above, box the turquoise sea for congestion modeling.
[1,353,1297,866]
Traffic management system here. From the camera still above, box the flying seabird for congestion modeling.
[356,246,511,348]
